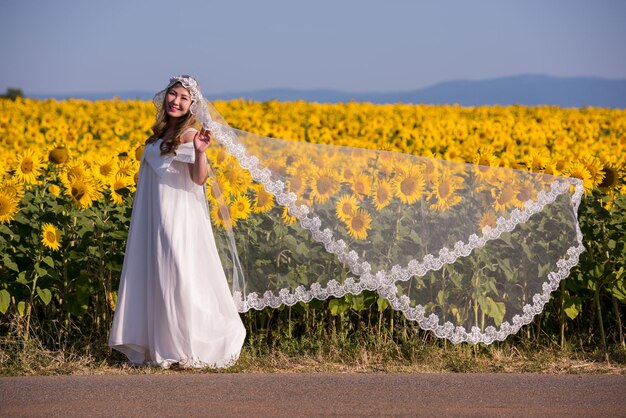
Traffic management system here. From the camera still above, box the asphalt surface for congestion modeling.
[1,373,625,417]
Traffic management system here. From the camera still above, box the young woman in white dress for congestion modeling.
[108,76,246,368]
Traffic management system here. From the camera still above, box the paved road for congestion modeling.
[1,373,625,417]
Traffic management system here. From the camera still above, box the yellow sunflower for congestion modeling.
[429,170,463,212]
[392,164,425,204]
[116,159,136,178]
[491,181,520,214]
[252,184,275,214]
[210,203,234,229]
[265,157,286,175]
[443,145,464,162]
[472,148,499,184]
[210,147,230,166]
[230,195,252,222]
[14,149,43,184]
[350,173,372,200]
[583,156,605,189]
[287,173,307,195]
[524,150,549,172]
[598,161,622,192]
[48,145,70,165]
[0,191,18,224]
[309,168,340,204]
[207,177,230,204]
[113,123,126,137]
[94,156,117,181]
[515,179,537,207]
[281,206,296,226]
[543,163,561,177]
[479,211,498,232]
[0,177,25,202]
[217,161,252,195]
[61,160,88,184]
[341,165,356,181]
[372,179,393,210]
[110,175,131,205]
[64,176,101,209]
[336,194,360,222]
[41,223,62,251]
[561,161,593,193]
[344,209,372,240]
[420,154,441,182]
[376,153,396,177]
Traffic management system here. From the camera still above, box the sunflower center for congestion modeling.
[599,168,616,188]
[49,148,69,164]
[316,176,333,194]
[71,185,86,200]
[210,183,223,200]
[499,187,514,204]
[21,160,34,173]
[377,186,389,201]
[257,191,270,207]
[517,186,532,202]
[46,231,57,242]
[289,176,303,192]
[438,180,450,198]
[351,216,364,230]
[100,164,114,176]
[342,202,353,214]
[400,177,418,195]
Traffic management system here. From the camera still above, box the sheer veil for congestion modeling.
[157,76,584,345]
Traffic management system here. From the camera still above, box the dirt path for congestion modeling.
[1,372,625,417]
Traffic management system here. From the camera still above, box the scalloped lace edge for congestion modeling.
[210,122,586,344]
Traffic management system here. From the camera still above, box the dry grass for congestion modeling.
[1,337,624,376]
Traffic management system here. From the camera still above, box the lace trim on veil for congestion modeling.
[204,120,585,344]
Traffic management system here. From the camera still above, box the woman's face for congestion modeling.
[165,83,192,118]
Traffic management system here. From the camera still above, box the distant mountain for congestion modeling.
[28,74,626,108]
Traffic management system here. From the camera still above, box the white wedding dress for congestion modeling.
[109,133,246,368]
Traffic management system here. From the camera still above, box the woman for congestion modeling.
[109,75,246,368]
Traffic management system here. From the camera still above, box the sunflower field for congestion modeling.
[0,97,625,359]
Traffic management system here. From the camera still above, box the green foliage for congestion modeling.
[562,192,626,348]
[0,177,130,344]
[0,181,624,354]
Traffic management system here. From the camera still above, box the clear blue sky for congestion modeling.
[1,0,625,95]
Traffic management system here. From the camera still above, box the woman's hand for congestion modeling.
[193,128,212,153]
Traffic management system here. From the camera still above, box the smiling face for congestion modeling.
[165,83,192,118]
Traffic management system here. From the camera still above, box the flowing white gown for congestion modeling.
[109,134,246,368]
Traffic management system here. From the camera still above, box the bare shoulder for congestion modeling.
[180,128,198,144]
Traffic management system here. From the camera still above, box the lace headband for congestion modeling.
[153,75,213,128]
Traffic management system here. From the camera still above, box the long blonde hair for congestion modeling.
[146,82,199,155]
